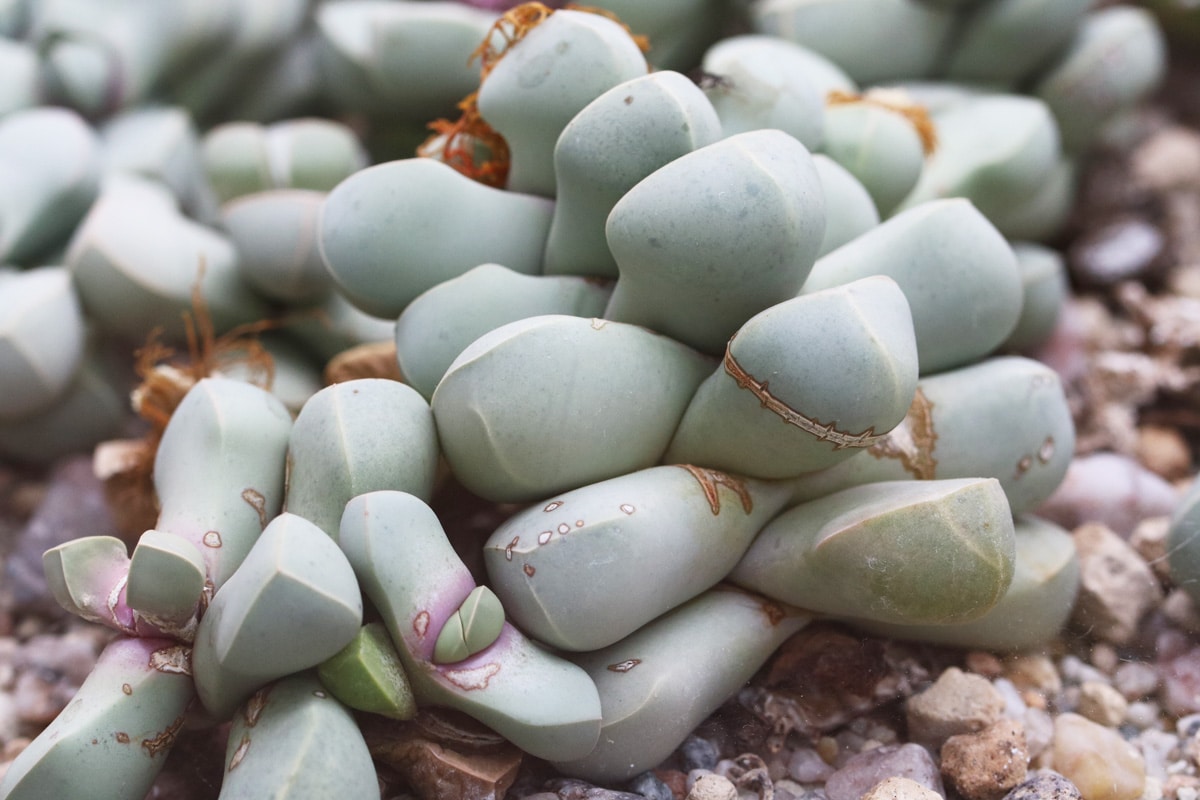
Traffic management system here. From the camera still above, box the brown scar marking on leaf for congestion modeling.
[150,645,193,677]
[414,611,430,638]
[115,732,131,744]
[868,388,938,480]
[1014,455,1033,479]
[826,88,938,155]
[142,713,186,757]
[108,575,136,636]
[680,465,753,516]
[607,659,641,673]
[590,318,607,330]
[228,735,251,771]
[242,488,267,529]
[200,579,214,616]
[202,531,221,548]
[1037,436,1055,463]
[620,503,635,515]
[445,662,501,691]
[724,342,883,450]
[504,536,519,561]
[537,531,552,545]
[243,689,270,728]
[122,683,133,696]
[523,563,536,577]
[761,600,786,626]
[543,501,563,512]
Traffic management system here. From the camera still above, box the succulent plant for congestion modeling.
[1,0,1172,795]
[1167,478,1200,608]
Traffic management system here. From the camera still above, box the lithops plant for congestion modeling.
[474,7,649,196]
[1167,478,1200,606]
[603,128,826,355]
[0,267,86,420]
[0,106,99,264]
[319,157,554,318]
[431,314,712,501]
[338,490,604,761]
[482,465,798,651]
[543,69,723,278]
[394,263,612,398]
[1,0,1137,795]
[664,276,918,478]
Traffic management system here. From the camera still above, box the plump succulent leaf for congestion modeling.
[218,674,378,800]
[854,515,1080,649]
[604,128,826,355]
[126,530,206,640]
[339,490,603,762]
[666,276,917,478]
[67,187,268,342]
[221,189,332,304]
[0,637,195,800]
[1168,478,1200,607]
[318,622,417,721]
[787,356,1075,515]
[154,377,292,591]
[395,264,612,400]
[545,70,722,278]
[802,198,1023,375]
[813,154,880,256]
[731,477,1016,625]
[820,100,926,217]
[43,535,132,631]
[1001,242,1070,353]
[553,586,811,783]
[898,95,1062,224]
[318,158,554,318]
[751,0,955,84]
[432,314,712,503]
[0,107,99,264]
[0,267,87,420]
[699,36,823,149]
[313,2,495,121]
[483,465,796,651]
[476,8,649,197]
[285,379,439,539]
[192,513,363,720]
[941,0,1093,85]
[433,585,506,665]
[1034,6,1166,153]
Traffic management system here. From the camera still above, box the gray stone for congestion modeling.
[906,668,1005,749]
[1001,771,1082,800]
[824,744,943,800]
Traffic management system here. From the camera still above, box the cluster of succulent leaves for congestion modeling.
[0,0,1181,798]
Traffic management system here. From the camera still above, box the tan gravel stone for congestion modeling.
[1053,713,1146,800]
[1162,590,1200,635]
[1131,126,1200,192]
[687,773,738,800]
[1070,523,1164,646]
[907,668,1005,749]
[1135,425,1192,480]
[1005,655,1063,699]
[940,719,1029,800]
[1077,681,1130,728]
[861,776,944,800]
[1130,517,1173,583]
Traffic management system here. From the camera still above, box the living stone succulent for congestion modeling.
[0,0,1172,797]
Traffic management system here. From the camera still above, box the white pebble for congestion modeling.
[687,773,738,800]
[1125,701,1161,730]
